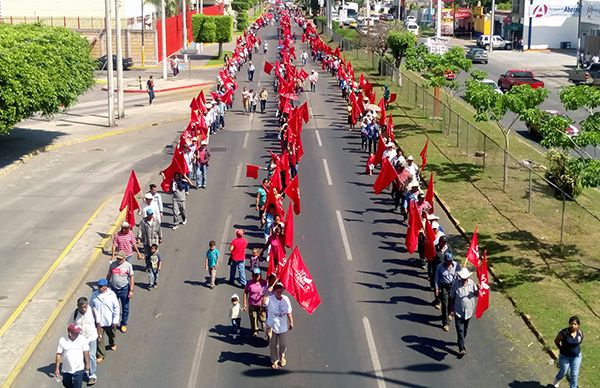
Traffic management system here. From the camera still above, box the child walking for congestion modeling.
[146,244,162,290]
[230,294,241,339]
[249,247,261,271]
[366,153,375,175]
[205,240,220,289]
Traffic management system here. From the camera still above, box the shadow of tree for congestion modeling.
[0,127,67,170]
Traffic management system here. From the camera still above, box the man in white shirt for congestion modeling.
[265,283,293,369]
[90,279,120,362]
[406,155,420,181]
[382,142,397,162]
[141,192,161,224]
[54,323,90,388]
[309,70,318,92]
[68,297,98,385]
[148,184,164,221]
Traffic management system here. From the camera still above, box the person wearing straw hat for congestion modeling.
[450,267,479,357]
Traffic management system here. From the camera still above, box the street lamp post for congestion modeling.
[182,0,188,62]
[161,0,168,79]
[141,0,145,66]
[436,0,442,38]
[489,0,496,53]
[577,0,583,68]
[104,0,115,127]
[115,0,125,118]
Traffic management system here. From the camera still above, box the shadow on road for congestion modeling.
[0,127,66,170]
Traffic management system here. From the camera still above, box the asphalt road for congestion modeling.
[13,23,556,388]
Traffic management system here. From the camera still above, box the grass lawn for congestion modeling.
[206,50,233,67]
[321,35,600,386]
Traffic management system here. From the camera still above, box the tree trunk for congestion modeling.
[503,130,510,192]
[218,42,223,58]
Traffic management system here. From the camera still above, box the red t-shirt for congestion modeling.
[230,237,248,262]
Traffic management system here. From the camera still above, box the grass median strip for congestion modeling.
[333,42,600,385]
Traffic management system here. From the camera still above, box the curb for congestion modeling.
[0,114,188,179]
[1,203,126,388]
[433,191,558,362]
[101,81,212,94]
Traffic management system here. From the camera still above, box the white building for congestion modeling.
[0,0,156,18]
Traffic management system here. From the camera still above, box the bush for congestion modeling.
[237,12,249,31]
[192,15,216,43]
[545,149,583,199]
[214,16,233,43]
[0,23,95,134]
[231,1,250,11]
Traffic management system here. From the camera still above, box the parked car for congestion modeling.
[481,79,502,94]
[97,55,134,71]
[465,48,488,64]
[525,110,580,138]
[476,35,512,50]
[405,15,417,25]
[568,63,600,85]
[497,70,544,92]
[381,14,394,21]
[406,22,419,36]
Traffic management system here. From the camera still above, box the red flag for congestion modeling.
[299,101,309,124]
[424,218,437,262]
[119,169,141,218]
[279,247,321,314]
[377,98,386,126]
[296,132,304,162]
[475,250,490,319]
[160,146,189,192]
[425,172,434,213]
[466,227,480,267]
[124,191,139,227]
[386,115,395,143]
[283,175,300,215]
[284,202,294,248]
[197,90,206,107]
[420,140,429,171]
[372,133,386,167]
[121,170,141,203]
[264,60,274,74]
[373,159,398,194]
[270,165,282,193]
[405,201,421,254]
[246,164,259,179]
[388,93,397,104]
[189,97,200,112]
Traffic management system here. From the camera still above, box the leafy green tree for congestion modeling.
[237,11,249,31]
[0,23,95,135]
[232,1,251,11]
[465,80,548,190]
[192,15,233,57]
[533,85,600,193]
[387,31,417,69]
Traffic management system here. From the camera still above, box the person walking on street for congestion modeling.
[194,140,211,189]
[434,251,460,332]
[146,76,155,105]
[141,192,161,224]
[137,208,162,255]
[205,240,220,289]
[243,268,267,337]
[107,252,134,333]
[259,88,269,113]
[309,70,318,92]
[450,267,478,357]
[553,316,584,388]
[248,61,256,82]
[112,222,141,263]
[171,172,193,230]
[229,229,248,287]
[90,279,119,363]
[54,323,90,388]
[229,294,242,339]
[148,184,164,222]
[265,283,293,369]
[145,243,162,290]
[67,298,98,385]
[256,179,270,222]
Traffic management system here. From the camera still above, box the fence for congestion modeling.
[315,21,600,251]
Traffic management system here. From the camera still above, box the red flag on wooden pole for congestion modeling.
[475,250,490,319]
[420,140,429,171]
[264,60,274,74]
[246,164,259,179]
[424,218,437,261]
[405,201,421,254]
[425,172,435,213]
[373,159,398,194]
[279,246,321,314]
[283,175,301,215]
[465,227,480,268]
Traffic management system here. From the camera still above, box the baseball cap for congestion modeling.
[252,268,261,275]
[146,208,154,216]
[97,278,109,287]
[67,323,81,334]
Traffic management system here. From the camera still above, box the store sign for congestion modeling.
[528,1,579,18]
[454,8,472,19]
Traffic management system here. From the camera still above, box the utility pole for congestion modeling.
[141,0,145,66]
[104,0,115,127]
[489,0,495,53]
[182,0,188,62]
[200,0,204,51]
[436,0,442,38]
[326,0,332,29]
[115,0,125,118]
[576,0,583,68]
[161,0,168,79]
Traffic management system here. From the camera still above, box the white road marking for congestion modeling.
[322,158,333,186]
[233,163,242,188]
[243,132,250,148]
[187,328,208,388]
[220,214,232,247]
[362,317,387,388]
[315,130,322,147]
[335,210,353,261]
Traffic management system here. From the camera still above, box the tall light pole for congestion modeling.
[115,0,125,118]
[489,0,496,53]
[576,0,583,68]
[161,0,168,79]
[105,0,115,127]
[199,0,204,51]
[141,0,145,66]
[326,0,332,29]
[436,0,442,38]
[182,0,188,62]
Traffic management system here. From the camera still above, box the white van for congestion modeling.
[406,23,419,36]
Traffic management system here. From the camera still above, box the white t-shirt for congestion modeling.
[266,294,292,334]
[69,308,98,342]
[57,335,90,374]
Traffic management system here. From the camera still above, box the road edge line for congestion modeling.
[1,203,125,388]
[362,316,387,388]
[0,196,111,338]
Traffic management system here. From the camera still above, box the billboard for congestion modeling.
[528,1,579,18]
